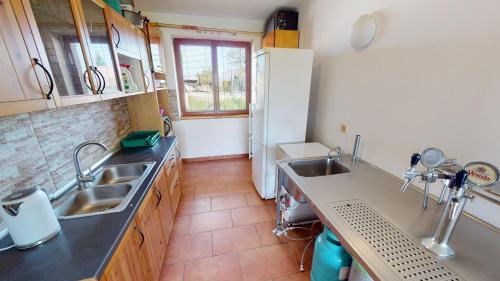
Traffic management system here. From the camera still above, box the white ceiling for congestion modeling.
[135,0,301,20]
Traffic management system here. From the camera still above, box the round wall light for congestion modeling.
[350,14,378,51]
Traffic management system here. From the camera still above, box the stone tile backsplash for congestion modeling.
[0,98,132,199]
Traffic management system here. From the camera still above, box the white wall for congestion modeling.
[299,0,500,227]
[174,118,249,159]
[144,12,264,158]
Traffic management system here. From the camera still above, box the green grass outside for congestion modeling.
[186,93,245,112]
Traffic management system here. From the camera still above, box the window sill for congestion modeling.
[180,114,249,120]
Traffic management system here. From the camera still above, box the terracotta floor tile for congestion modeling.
[184,176,211,188]
[238,245,297,281]
[285,240,315,272]
[212,225,261,255]
[255,221,282,246]
[184,252,243,281]
[211,174,243,185]
[159,263,184,281]
[195,184,228,199]
[245,192,270,206]
[227,181,255,194]
[231,205,273,226]
[176,198,211,217]
[212,194,247,211]
[273,271,310,281]
[166,232,213,264]
[190,210,233,233]
[181,188,195,201]
[266,203,277,221]
[171,215,191,237]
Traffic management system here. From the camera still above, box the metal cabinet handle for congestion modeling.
[134,225,145,249]
[154,188,162,208]
[33,58,54,100]
[169,156,177,168]
[83,68,101,94]
[144,72,150,90]
[94,67,106,93]
[111,24,120,48]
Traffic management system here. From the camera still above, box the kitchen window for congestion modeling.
[173,39,251,117]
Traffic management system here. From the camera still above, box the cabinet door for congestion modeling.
[170,172,181,215]
[24,0,101,106]
[155,168,174,242]
[135,190,167,281]
[103,223,148,281]
[109,9,139,58]
[0,0,55,116]
[137,29,154,93]
[77,0,123,98]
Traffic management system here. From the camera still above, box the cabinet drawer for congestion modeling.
[169,172,181,215]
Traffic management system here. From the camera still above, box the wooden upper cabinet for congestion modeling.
[108,7,140,58]
[0,0,56,116]
[137,29,154,93]
[76,0,123,99]
[19,0,102,106]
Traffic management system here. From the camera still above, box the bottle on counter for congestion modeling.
[311,227,352,281]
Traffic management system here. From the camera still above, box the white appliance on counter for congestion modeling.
[250,48,314,199]
[277,142,331,221]
[0,188,60,249]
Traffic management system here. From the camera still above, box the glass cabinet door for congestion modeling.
[28,0,98,98]
[78,0,122,96]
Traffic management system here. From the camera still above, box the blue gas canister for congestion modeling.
[311,227,352,281]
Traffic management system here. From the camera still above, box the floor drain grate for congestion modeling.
[329,199,463,281]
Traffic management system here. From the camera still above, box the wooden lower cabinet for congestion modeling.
[102,223,148,281]
[135,189,166,281]
[100,149,183,281]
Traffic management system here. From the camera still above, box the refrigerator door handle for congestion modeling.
[248,102,253,159]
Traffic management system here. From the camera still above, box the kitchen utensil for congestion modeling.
[0,188,60,249]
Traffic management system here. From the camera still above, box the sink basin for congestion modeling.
[288,158,350,177]
[94,163,149,185]
[53,161,155,219]
[54,184,132,217]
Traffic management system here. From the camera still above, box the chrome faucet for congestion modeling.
[73,141,108,189]
[421,170,473,257]
[327,146,342,161]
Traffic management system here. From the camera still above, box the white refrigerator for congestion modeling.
[250,48,314,199]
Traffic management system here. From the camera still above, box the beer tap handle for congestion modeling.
[410,153,422,167]
[401,153,421,192]
[455,170,469,190]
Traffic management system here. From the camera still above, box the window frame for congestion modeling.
[173,38,251,117]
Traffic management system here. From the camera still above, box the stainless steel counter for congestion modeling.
[277,155,500,281]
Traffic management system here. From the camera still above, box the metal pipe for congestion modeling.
[352,135,361,161]
[150,22,264,36]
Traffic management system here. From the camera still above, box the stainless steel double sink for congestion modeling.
[54,162,155,219]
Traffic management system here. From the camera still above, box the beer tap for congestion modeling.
[401,148,450,208]
[421,170,473,257]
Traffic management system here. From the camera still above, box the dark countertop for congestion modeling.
[278,155,500,281]
[0,137,177,281]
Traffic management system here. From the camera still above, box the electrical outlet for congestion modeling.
[340,124,347,134]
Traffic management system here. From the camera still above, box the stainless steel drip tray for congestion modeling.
[328,199,464,281]
[54,161,155,219]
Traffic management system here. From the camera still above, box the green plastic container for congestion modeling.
[121,131,160,148]
[311,227,352,281]
[104,0,122,14]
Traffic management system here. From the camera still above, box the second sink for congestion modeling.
[288,158,350,177]
[94,163,150,185]
[54,184,132,217]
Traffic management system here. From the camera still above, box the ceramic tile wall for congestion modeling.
[0,98,131,199]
